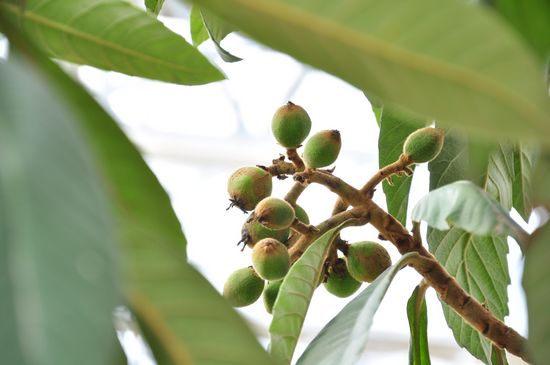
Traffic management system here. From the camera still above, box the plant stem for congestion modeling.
[286,148,305,172]
[366,200,530,362]
[332,154,413,214]
[284,182,307,205]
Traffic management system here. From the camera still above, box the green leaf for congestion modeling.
[427,130,513,364]
[485,0,550,60]
[407,285,431,365]
[0,53,120,365]
[0,0,223,85]
[269,224,349,365]
[190,0,550,144]
[523,222,550,365]
[429,129,468,188]
[411,180,526,242]
[200,8,242,62]
[378,108,421,225]
[512,143,538,220]
[296,253,418,365]
[190,5,209,47]
[145,0,165,16]
[428,229,509,364]
[2,21,274,365]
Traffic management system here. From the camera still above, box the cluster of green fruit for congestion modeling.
[223,102,445,314]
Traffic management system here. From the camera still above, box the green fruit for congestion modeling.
[223,267,265,307]
[402,127,445,163]
[271,101,312,148]
[227,166,272,211]
[263,280,283,314]
[294,204,310,224]
[241,213,290,248]
[324,258,361,298]
[255,197,296,230]
[303,130,341,168]
[252,238,290,280]
[346,241,391,283]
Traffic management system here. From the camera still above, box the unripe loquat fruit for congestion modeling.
[255,197,295,230]
[303,130,341,168]
[252,238,290,281]
[271,101,312,148]
[223,267,265,307]
[346,241,391,283]
[227,166,272,211]
[402,127,445,163]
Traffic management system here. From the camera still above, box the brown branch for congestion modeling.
[258,157,296,177]
[288,206,370,261]
[295,169,367,207]
[290,218,318,236]
[284,182,307,206]
[366,199,530,362]
[286,148,305,172]
[332,154,413,215]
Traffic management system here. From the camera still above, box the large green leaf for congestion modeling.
[512,143,538,220]
[378,108,421,225]
[269,224,348,365]
[191,0,550,144]
[0,0,223,85]
[0,54,119,365]
[2,21,275,365]
[407,285,431,365]
[427,130,513,364]
[296,253,418,365]
[485,0,550,60]
[523,223,550,365]
[412,180,526,243]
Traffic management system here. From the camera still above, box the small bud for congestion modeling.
[402,127,445,163]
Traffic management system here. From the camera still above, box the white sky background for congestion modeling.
[0,1,534,364]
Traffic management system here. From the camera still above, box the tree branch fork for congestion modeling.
[259,150,530,363]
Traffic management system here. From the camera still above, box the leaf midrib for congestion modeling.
[1,2,209,75]
[222,0,548,128]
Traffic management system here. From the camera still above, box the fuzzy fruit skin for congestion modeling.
[252,238,290,281]
[255,197,296,230]
[294,204,310,224]
[324,258,361,298]
[346,241,391,283]
[223,267,265,307]
[227,166,272,211]
[271,102,312,148]
[303,130,341,168]
[241,213,290,248]
[402,127,445,163]
[263,280,283,314]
